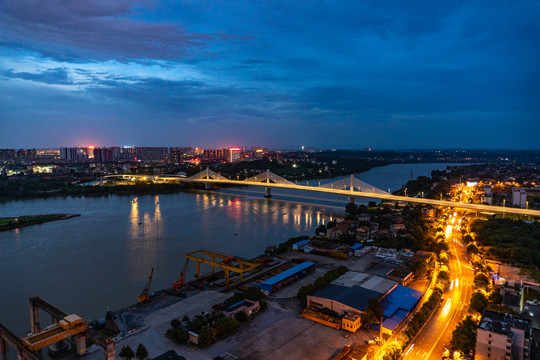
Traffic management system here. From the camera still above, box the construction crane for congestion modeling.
[138,267,154,303]
[173,259,190,289]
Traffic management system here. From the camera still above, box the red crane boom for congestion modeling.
[173,259,190,289]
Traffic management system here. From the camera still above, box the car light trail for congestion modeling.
[405,344,414,356]
[441,299,452,316]
[445,225,453,239]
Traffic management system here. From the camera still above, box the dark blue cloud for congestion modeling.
[0,0,539,149]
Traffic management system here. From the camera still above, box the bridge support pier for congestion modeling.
[348,196,355,204]
[0,338,7,360]
[264,187,271,198]
[204,183,211,190]
[76,333,86,356]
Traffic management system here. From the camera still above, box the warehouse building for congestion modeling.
[376,285,422,335]
[306,272,398,331]
[258,261,315,294]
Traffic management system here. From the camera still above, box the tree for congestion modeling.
[135,344,148,360]
[367,298,383,319]
[412,260,429,279]
[119,346,135,360]
[467,243,479,255]
[198,326,216,347]
[235,311,249,322]
[474,273,490,290]
[430,241,449,255]
[170,319,181,328]
[244,287,265,301]
[315,224,326,235]
[214,316,239,338]
[171,326,189,344]
[297,283,315,306]
[469,292,488,313]
[361,308,378,328]
[345,202,358,219]
[488,288,503,305]
[450,316,477,354]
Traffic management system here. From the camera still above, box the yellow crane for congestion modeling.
[138,267,154,303]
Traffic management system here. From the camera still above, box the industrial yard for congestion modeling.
[50,243,430,360]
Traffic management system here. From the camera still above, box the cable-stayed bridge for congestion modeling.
[104,168,540,217]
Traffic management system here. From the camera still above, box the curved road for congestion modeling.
[402,215,474,359]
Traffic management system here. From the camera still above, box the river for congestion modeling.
[0,163,467,336]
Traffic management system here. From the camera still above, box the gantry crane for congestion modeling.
[173,259,190,289]
[137,267,154,303]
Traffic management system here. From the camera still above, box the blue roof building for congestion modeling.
[374,285,422,334]
[259,261,315,294]
[292,239,310,250]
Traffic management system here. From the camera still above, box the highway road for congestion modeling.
[402,213,474,359]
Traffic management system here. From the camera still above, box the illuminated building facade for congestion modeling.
[229,147,240,163]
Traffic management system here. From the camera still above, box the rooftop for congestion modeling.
[386,264,413,280]
[259,261,315,286]
[343,312,361,322]
[479,310,531,336]
[311,284,382,311]
[366,262,398,277]
[331,271,397,294]
[502,293,520,308]
[382,308,409,331]
[381,285,423,318]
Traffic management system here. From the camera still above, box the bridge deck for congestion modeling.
[191,179,540,217]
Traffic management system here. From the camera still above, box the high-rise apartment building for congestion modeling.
[228,147,240,163]
[93,148,113,163]
[512,188,527,208]
[475,310,531,360]
[133,147,169,161]
[60,147,88,161]
[169,149,183,164]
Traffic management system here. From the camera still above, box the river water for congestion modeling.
[0,163,464,336]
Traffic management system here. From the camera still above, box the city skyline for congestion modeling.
[1,1,540,149]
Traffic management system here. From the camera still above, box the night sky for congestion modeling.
[1,1,539,149]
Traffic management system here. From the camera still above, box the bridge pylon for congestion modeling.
[321,175,387,195]
[188,167,228,181]
[245,169,294,185]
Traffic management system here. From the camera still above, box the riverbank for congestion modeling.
[0,181,202,203]
[0,213,80,231]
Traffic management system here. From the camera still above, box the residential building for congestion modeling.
[512,188,527,208]
[93,147,113,163]
[60,147,88,161]
[133,147,169,160]
[476,310,532,360]
[228,147,241,163]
